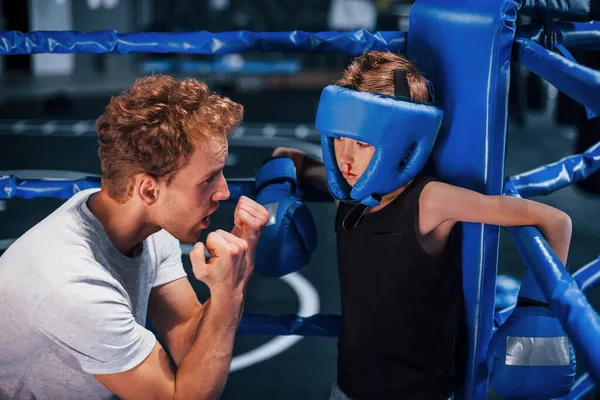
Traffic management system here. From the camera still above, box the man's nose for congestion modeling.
[214,174,230,201]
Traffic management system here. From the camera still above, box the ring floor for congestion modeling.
[1,107,599,400]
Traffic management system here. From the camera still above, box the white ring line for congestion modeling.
[1,240,321,372]
[229,272,320,372]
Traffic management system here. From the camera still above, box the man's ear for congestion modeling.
[136,174,160,205]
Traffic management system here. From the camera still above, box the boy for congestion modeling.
[274,51,572,399]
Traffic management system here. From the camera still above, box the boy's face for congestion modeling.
[333,137,375,186]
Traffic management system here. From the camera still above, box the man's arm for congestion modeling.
[99,197,269,399]
[147,277,204,367]
[95,232,250,400]
[95,288,242,400]
[31,272,240,400]
[420,182,572,264]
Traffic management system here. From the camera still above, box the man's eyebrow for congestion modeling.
[201,167,223,180]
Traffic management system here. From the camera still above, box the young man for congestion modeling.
[0,75,270,400]
[275,51,572,399]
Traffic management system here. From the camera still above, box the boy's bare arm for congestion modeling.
[272,147,334,200]
[420,182,572,265]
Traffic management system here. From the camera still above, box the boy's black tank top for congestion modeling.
[335,176,463,400]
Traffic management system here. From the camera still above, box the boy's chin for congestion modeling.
[345,177,359,186]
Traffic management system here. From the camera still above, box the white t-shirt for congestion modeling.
[0,189,187,399]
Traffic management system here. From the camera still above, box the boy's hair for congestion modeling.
[335,51,430,103]
[96,75,243,203]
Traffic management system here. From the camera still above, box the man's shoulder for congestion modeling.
[1,193,113,287]
[12,206,95,258]
[38,188,100,234]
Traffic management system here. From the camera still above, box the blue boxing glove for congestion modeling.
[253,157,317,277]
[488,269,576,399]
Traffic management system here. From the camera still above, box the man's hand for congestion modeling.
[191,230,250,294]
[231,196,270,265]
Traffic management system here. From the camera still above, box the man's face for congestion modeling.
[154,137,230,244]
[333,137,375,186]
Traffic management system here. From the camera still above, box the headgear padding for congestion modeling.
[315,85,443,206]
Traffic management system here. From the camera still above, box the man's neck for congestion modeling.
[87,191,160,257]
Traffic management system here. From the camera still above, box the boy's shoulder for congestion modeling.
[408,175,441,198]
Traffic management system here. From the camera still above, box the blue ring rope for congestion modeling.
[0,30,406,56]
[504,140,600,198]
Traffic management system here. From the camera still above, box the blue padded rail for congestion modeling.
[0,30,406,56]
[515,37,600,116]
[557,372,596,400]
[0,175,253,202]
[504,140,600,198]
[494,254,600,331]
[0,174,329,204]
[574,256,600,294]
[239,314,341,336]
[406,1,519,399]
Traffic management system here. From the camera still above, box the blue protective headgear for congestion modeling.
[315,70,443,206]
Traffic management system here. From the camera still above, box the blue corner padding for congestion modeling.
[0,30,406,56]
[516,38,600,116]
[406,1,518,399]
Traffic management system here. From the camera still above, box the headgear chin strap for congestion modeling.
[315,71,443,207]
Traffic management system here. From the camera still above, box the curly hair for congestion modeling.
[336,51,430,103]
[96,75,243,203]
